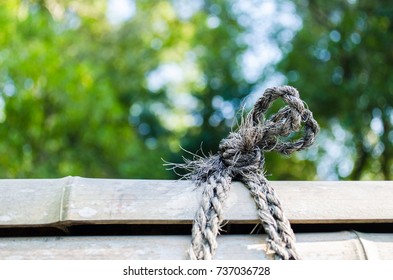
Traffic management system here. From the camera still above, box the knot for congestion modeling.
[218,85,319,173]
[218,129,264,176]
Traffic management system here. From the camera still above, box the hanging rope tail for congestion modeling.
[173,86,319,260]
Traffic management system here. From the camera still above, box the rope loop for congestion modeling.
[252,85,319,155]
[218,86,319,177]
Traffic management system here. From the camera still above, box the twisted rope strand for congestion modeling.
[172,86,319,260]
[251,173,300,259]
[188,171,232,260]
[245,175,291,260]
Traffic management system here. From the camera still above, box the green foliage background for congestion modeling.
[0,0,392,180]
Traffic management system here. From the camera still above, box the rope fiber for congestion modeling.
[172,86,319,260]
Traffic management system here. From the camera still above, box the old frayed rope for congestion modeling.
[173,86,319,260]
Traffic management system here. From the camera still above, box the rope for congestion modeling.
[173,86,319,260]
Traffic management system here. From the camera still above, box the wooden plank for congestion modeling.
[0,177,69,226]
[0,177,392,227]
[1,231,392,260]
[356,231,393,260]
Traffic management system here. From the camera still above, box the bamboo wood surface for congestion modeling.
[0,177,392,227]
[0,232,392,260]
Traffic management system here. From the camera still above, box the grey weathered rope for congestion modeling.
[174,86,319,260]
